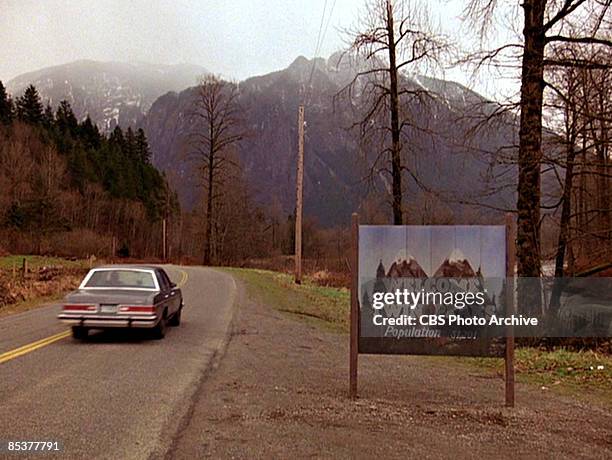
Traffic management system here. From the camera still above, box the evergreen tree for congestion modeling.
[43,103,55,128]
[0,80,13,124]
[78,116,101,149]
[124,126,137,159]
[122,127,139,199]
[109,125,124,148]
[16,84,44,124]
[135,128,151,164]
[56,100,78,135]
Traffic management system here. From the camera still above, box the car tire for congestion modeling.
[152,312,167,339]
[72,326,88,340]
[168,307,182,326]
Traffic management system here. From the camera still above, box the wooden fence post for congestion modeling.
[505,213,516,407]
[350,213,359,398]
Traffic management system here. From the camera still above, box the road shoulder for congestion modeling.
[155,267,243,460]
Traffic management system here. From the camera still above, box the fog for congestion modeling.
[0,0,518,100]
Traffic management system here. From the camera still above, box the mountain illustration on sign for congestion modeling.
[433,248,476,277]
[386,250,428,278]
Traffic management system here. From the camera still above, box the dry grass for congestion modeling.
[238,256,350,288]
[0,256,90,314]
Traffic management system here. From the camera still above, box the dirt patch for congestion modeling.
[169,287,612,459]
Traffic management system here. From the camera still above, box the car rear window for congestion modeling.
[84,270,157,289]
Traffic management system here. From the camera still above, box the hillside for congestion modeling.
[7,60,207,132]
[0,83,172,258]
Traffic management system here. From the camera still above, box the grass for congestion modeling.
[224,268,349,332]
[459,347,612,404]
[0,255,90,270]
[225,267,612,404]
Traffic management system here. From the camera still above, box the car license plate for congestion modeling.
[100,304,117,314]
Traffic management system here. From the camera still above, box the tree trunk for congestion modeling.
[204,147,215,266]
[517,0,546,314]
[386,0,403,225]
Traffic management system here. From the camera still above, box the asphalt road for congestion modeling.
[0,266,238,459]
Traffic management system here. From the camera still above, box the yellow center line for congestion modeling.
[178,269,189,288]
[0,268,190,366]
[0,330,71,365]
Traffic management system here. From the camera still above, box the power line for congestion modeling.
[306,0,329,94]
[319,0,337,58]
[306,0,337,102]
[313,0,329,63]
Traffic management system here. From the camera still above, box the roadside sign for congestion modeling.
[349,213,516,406]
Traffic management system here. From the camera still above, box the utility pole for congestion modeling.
[162,218,167,262]
[294,105,305,284]
[162,182,171,263]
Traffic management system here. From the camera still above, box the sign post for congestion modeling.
[349,213,359,398]
[505,213,516,407]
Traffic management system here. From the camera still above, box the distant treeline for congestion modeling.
[0,81,177,257]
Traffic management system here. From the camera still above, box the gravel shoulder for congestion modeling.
[169,276,612,459]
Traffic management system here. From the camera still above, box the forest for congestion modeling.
[0,81,174,258]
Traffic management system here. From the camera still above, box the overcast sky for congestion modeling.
[0,0,520,101]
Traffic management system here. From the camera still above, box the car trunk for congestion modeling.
[66,289,157,315]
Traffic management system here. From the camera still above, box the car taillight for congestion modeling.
[118,305,155,314]
[63,304,96,311]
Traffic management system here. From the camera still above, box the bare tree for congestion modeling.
[546,51,582,310]
[543,43,612,312]
[337,0,448,224]
[189,75,244,265]
[462,0,612,316]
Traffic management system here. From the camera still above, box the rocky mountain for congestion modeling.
[141,54,519,226]
[142,55,368,225]
[7,60,207,132]
[433,249,477,277]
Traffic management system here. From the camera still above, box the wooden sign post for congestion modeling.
[505,213,516,407]
[349,213,359,398]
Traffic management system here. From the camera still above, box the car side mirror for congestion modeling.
[170,282,177,289]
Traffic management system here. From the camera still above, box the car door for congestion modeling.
[155,269,172,315]
[158,269,179,315]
